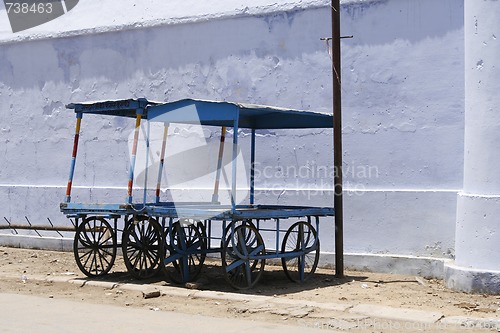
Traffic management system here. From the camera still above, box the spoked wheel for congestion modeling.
[162,220,207,284]
[122,216,163,279]
[221,224,266,290]
[222,220,258,271]
[281,221,319,283]
[221,220,257,247]
[73,216,117,277]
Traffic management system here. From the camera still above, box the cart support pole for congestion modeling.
[250,129,256,205]
[212,126,226,203]
[155,124,169,203]
[231,114,240,210]
[332,0,344,278]
[65,112,83,203]
[142,120,151,204]
[128,112,143,204]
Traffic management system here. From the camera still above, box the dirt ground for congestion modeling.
[0,246,499,332]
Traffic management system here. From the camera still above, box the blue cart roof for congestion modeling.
[67,98,333,129]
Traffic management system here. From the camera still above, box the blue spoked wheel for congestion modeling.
[162,220,207,284]
[281,221,319,283]
[221,224,266,290]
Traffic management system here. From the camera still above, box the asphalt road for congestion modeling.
[0,293,328,333]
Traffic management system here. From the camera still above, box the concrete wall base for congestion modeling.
[321,252,446,279]
[444,261,500,295]
[0,234,73,252]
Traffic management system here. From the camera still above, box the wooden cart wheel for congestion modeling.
[281,221,319,283]
[122,216,162,279]
[73,216,117,277]
[162,220,206,284]
[221,224,265,290]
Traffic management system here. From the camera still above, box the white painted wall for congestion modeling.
[0,0,464,262]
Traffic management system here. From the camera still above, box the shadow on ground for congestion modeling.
[76,261,372,297]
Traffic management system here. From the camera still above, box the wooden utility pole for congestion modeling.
[331,0,344,278]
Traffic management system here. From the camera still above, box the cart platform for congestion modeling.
[61,203,334,220]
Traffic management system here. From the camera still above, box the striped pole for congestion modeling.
[65,113,83,203]
[142,120,151,204]
[211,126,226,203]
[127,113,142,204]
[155,124,169,203]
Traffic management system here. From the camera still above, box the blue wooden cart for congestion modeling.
[60,98,334,289]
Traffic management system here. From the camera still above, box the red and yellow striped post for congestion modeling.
[127,113,142,203]
[65,113,83,203]
[212,126,226,203]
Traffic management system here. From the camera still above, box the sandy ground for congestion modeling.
[0,246,499,332]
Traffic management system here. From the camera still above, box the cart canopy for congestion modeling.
[67,98,333,130]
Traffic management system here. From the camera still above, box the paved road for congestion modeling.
[0,293,327,333]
